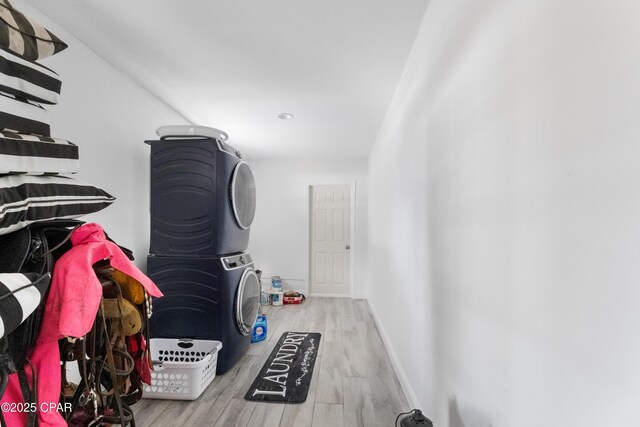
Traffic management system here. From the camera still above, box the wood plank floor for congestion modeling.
[133,297,409,426]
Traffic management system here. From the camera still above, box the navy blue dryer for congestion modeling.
[146,136,256,256]
[147,252,261,374]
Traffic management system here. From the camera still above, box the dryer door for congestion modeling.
[236,268,260,336]
[230,162,256,230]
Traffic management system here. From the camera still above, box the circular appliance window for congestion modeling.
[236,269,260,336]
[230,162,256,230]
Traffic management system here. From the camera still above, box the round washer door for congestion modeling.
[236,268,260,336]
[230,162,256,230]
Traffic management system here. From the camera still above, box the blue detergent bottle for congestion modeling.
[252,314,267,343]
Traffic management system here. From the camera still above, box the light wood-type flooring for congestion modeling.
[132,297,409,426]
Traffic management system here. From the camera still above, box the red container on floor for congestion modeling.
[283,291,305,304]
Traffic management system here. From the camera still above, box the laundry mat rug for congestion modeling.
[245,332,321,403]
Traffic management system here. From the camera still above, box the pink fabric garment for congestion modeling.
[37,222,162,342]
[0,341,60,427]
[1,222,162,426]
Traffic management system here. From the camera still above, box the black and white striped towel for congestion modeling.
[0,131,78,175]
[0,47,61,104]
[0,91,49,136]
[0,0,67,61]
[0,272,50,339]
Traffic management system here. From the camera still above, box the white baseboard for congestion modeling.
[351,292,367,300]
[309,293,351,298]
[366,298,420,409]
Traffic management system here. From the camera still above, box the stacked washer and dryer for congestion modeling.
[145,126,260,374]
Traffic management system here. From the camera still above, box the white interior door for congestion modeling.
[310,185,351,296]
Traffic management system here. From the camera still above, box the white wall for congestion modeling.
[247,157,368,298]
[368,0,640,426]
[17,1,190,266]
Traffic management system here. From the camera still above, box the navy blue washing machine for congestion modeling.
[147,252,261,374]
[146,130,256,256]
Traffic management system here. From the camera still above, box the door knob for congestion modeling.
[345,245,351,250]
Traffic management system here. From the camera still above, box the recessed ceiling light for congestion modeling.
[278,113,294,120]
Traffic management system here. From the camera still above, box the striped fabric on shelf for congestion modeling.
[0,131,78,175]
[0,175,115,235]
[0,0,67,61]
[0,91,49,136]
[0,47,61,104]
[0,272,50,339]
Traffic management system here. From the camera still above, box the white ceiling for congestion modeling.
[27,0,429,159]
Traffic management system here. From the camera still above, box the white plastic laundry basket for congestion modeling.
[143,339,222,400]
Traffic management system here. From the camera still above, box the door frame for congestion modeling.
[308,182,356,298]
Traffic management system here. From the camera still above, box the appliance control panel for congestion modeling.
[221,253,253,270]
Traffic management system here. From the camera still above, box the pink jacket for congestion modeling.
[1,223,162,426]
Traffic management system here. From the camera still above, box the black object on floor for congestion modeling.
[245,332,321,403]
